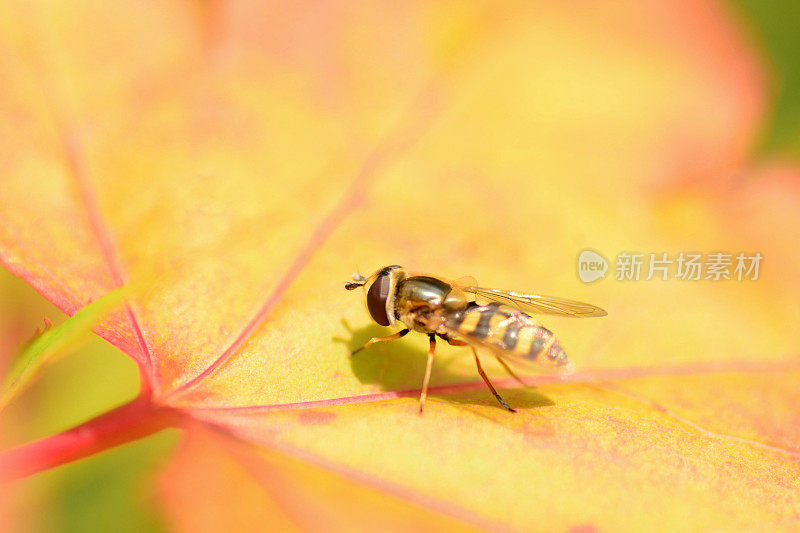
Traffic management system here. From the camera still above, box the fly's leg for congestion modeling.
[444,337,518,411]
[445,336,531,389]
[418,334,436,414]
[445,338,468,347]
[350,329,409,356]
[493,356,534,389]
[471,347,516,413]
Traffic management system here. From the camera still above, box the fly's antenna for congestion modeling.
[345,271,367,290]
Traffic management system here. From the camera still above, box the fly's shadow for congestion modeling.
[333,319,555,411]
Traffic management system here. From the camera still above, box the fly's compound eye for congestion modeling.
[366,272,392,326]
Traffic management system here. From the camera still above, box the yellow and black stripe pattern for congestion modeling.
[447,302,568,366]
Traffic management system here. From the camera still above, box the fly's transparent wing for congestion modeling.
[461,286,607,318]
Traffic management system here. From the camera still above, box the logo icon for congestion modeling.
[577,249,608,283]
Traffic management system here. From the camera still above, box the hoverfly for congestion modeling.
[345,265,606,413]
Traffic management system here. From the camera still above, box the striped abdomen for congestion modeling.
[447,302,568,366]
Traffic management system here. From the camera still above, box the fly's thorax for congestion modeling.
[394,275,468,333]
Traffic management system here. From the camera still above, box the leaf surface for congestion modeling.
[159,424,485,532]
[1,0,798,530]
